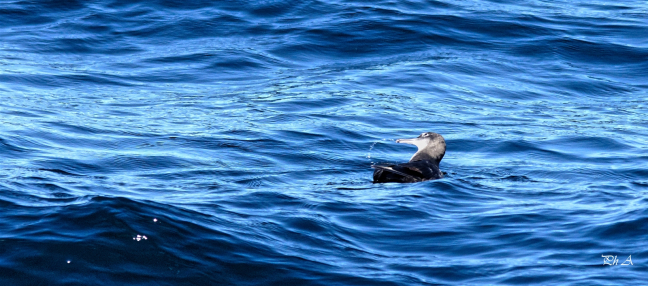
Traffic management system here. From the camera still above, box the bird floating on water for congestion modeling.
[372,132,445,183]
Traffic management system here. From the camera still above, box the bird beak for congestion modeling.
[396,138,418,145]
[396,137,427,150]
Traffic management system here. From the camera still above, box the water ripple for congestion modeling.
[1,0,647,284]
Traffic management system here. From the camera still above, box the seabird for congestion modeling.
[372,132,445,183]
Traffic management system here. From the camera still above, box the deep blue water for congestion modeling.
[1,0,648,284]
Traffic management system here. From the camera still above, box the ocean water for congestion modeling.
[1,0,647,284]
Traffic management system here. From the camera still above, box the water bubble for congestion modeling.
[367,139,395,159]
[367,141,380,159]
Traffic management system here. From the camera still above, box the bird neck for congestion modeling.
[410,148,444,165]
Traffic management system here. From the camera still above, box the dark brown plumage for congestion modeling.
[372,132,445,183]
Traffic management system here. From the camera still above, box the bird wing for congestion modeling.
[371,165,419,180]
